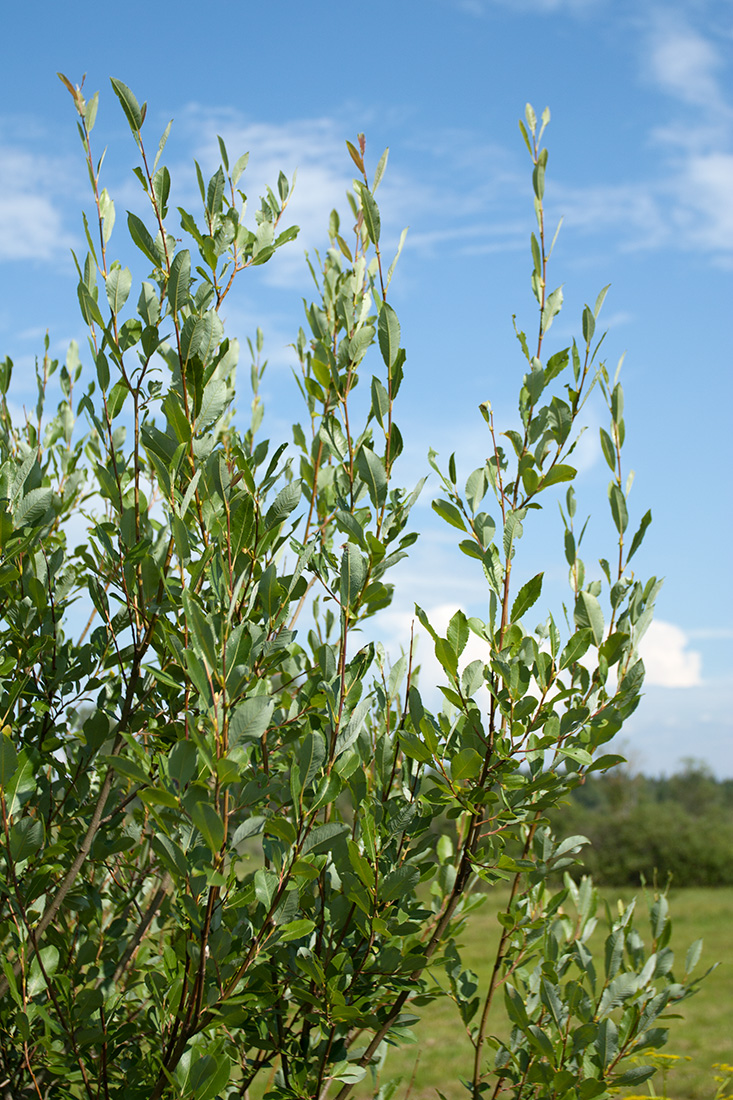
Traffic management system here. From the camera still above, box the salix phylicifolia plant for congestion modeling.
[0,82,706,1100]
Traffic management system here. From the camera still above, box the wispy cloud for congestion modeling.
[0,146,76,262]
[687,627,733,641]
[450,0,601,14]
[553,180,668,252]
[634,10,733,260]
[645,11,727,109]
[669,151,733,256]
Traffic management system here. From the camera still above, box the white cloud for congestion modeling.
[451,0,600,12]
[0,194,74,262]
[555,180,668,251]
[454,0,485,15]
[630,12,733,261]
[687,627,733,641]
[671,151,733,254]
[552,151,733,262]
[0,147,76,262]
[638,619,702,688]
[646,13,726,109]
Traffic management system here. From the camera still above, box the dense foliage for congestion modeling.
[0,79,708,1099]
[550,764,733,887]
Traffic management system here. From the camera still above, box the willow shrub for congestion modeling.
[0,80,708,1100]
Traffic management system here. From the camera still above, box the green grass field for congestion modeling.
[358,887,732,1100]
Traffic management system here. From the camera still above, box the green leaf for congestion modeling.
[168,741,197,788]
[465,467,488,513]
[503,508,524,558]
[183,590,218,672]
[559,628,592,669]
[574,591,604,646]
[511,572,543,621]
[452,748,483,781]
[254,867,279,909]
[190,801,224,853]
[14,488,53,528]
[340,543,367,608]
[0,737,18,786]
[599,428,616,472]
[105,266,132,313]
[330,1061,367,1085]
[298,731,326,791]
[78,282,104,328]
[334,509,367,549]
[152,165,170,216]
[482,544,504,594]
[595,1017,618,1067]
[582,304,596,344]
[378,302,400,369]
[27,946,59,998]
[373,146,389,191]
[195,379,229,432]
[180,312,222,366]
[528,1024,555,1063]
[152,834,188,880]
[370,376,390,428]
[265,480,301,530]
[356,447,387,508]
[541,464,576,488]
[447,609,468,658]
[613,1066,656,1088]
[685,937,703,973]
[137,281,160,325]
[127,212,159,266]
[231,151,249,187]
[346,139,365,175]
[258,563,283,619]
[90,359,110,408]
[167,249,190,314]
[206,167,225,218]
[627,509,652,563]
[434,638,458,680]
[303,822,349,854]
[381,864,419,902]
[110,77,144,132]
[335,697,371,758]
[187,1052,232,1100]
[399,731,433,765]
[608,482,628,535]
[10,817,43,862]
[153,119,173,173]
[279,919,316,942]
[505,984,529,1029]
[139,786,179,810]
[229,697,274,744]
[540,978,564,1029]
[432,498,466,532]
[358,182,381,244]
[541,284,563,334]
[532,146,547,201]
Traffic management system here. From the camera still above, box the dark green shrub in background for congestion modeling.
[551,765,733,887]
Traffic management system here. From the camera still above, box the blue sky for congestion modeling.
[1,0,731,775]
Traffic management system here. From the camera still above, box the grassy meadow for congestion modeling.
[356,887,732,1100]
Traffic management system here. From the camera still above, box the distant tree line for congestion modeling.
[549,760,733,886]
